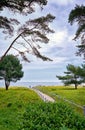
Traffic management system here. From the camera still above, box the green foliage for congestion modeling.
[0,0,47,34]
[0,55,23,90]
[20,102,85,130]
[0,87,42,130]
[0,86,85,130]
[68,5,85,39]
[16,13,55,62]
[68,5,85,59]
[68,5,85,26]
[0,13,55,62]
[56,64,84,89]
[0,0,47,12]
[0,0,54,62]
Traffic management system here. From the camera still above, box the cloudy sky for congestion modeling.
[0,0,85,84]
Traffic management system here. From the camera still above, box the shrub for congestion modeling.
[20,102,85,130]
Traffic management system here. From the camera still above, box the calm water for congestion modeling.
[0,81,62,88]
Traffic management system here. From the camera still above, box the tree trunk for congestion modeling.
[75,84,77,89]
[5,80,10,90]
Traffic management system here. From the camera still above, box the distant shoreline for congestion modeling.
[0,81,62,88]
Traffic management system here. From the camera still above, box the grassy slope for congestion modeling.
[0,87,42,130]
[36,86,85,114]
[0,86,85,130]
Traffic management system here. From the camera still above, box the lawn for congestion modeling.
[35,86,85,115]
[0,87,42,130]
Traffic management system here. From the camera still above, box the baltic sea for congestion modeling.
[0,81,62,88]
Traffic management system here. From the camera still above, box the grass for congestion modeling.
[35,86,85,115]
[0,86,42,130]
[0,86,85,130]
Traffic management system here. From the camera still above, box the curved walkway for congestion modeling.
[32,88,55,102]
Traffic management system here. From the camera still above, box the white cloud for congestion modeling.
[57,0,74,5]
[49,0,74,6]
[37,28,75,62]
[39,29,69,54]
[52,57,67,63]
[22,56,67,71]
[68,35,74,42]
[48,29,77,49]
[51,30,68,45]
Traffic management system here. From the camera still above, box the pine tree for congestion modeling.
[0,55,23,90]
[69,5,85,59]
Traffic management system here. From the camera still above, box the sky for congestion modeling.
[0,0,85,83]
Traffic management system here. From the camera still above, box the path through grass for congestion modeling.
[36,86,85,115]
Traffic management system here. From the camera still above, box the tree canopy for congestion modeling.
[57,64,85,89]
[68,5,85,59]
[0,55,23,90]
[1,14,55,62]
[0,0,47,34]
[0,0,55,62]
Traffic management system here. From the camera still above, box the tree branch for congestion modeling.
[0,24,38,61]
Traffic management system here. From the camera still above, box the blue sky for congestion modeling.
[0,0,85,83]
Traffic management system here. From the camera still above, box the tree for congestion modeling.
[56,64,83,89]
[0,0,47,34]
[78,64,85,82]
[68,5,85,59]
[0,55,23,90]
[0,14,55,62]
[0,0,55,62]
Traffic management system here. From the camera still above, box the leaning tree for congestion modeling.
[0,0,55,62]
[1,14,55,62]
[68,5,85,59]
[0,55,23,90]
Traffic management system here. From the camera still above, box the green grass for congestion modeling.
[0,87,42,130]
[0,86,85,130]
[35,86,85,115]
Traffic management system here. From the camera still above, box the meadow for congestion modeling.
[0,86,85,130]
[0,87,42,130]
[35,86,85,115]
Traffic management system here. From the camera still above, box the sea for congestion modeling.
[0,81,62,88]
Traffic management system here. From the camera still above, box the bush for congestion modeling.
[20,102,85,130]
